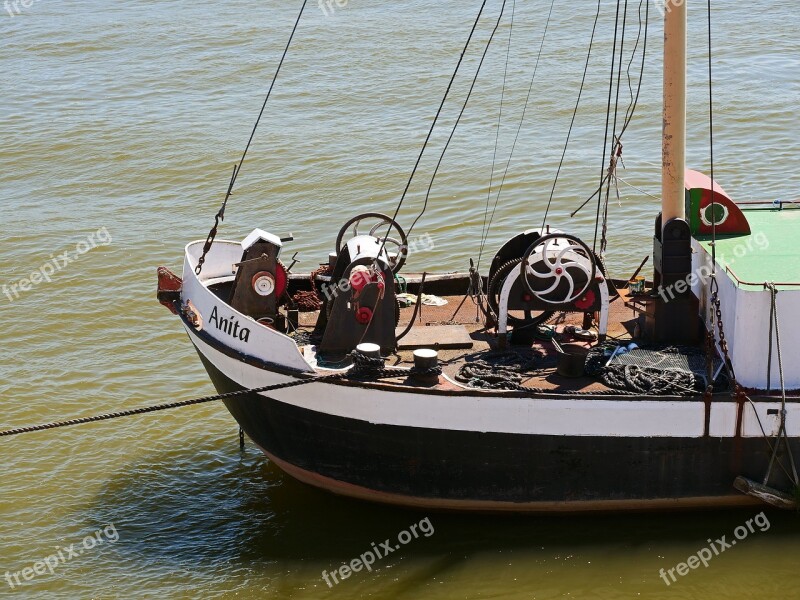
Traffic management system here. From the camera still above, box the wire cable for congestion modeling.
[541,0,603,229]
[476,0,557,270]
[406,0,510,240]
[593,0,624,253]
[476,0,516,269]
[195,0,308,275]
[378,0,489,259]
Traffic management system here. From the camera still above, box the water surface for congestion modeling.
[2,1,800,598]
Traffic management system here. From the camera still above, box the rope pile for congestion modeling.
[456,351,543,391]
[454,344,714,397]
[584,343,706,396]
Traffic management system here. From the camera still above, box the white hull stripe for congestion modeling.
[187,324,800,439]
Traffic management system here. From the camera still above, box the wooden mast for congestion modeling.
[646,0,699,343]
[662,0,687,226]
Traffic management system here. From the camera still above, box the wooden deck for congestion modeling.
[295,286,643,393]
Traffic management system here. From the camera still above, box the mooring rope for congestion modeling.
[0,352,401,438]
[0,379,320,438]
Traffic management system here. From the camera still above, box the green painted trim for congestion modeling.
[695,208,800,291]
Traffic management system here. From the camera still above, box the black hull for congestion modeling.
[196,351,777,512]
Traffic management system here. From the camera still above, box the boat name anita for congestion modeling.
[209,306,251,342]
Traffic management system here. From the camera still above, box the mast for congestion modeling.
[662,0,687,225]
[647,1,698,344]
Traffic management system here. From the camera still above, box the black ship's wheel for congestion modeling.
[335,212,408,273]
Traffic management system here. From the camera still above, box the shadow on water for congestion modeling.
[85,433,800,574]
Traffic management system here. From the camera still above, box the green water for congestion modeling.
[2,1,800,597]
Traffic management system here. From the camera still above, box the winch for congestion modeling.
[315,213,406,355]
[488,229,609,346]
[228,228,290,330]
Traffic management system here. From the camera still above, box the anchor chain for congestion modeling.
[710,281,735,386]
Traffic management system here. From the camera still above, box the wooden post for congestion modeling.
[662,0,687,227]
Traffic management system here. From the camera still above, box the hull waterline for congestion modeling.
[189,326,773,514]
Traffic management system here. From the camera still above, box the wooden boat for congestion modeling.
[157,1,800,512]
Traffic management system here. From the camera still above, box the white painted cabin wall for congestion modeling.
[693,241,800,389]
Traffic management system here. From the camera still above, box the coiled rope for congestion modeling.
[456,351,544,391]
[457,344,707,396]
[584,343,706,396]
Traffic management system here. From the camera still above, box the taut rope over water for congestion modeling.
[0,351,400,438]
[195,0,309,276]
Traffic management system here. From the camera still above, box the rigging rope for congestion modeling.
[707,0,717,272]
[475,0,556,271]
[476,0,516,270]
[406,0,511,240]
[378,0,489,260]
[592,0,623,253]
[569,0,648,220]
[195,0,309,276]
[618,0,649,139]
[541,0,603,230]
[705,0,727,391]
[599,0,629,254]
[699,6,796,492]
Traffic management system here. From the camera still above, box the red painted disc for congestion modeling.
[356,307,373,324]
[574,289,596,310]
[274,262,288,298]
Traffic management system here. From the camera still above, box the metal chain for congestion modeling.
[710,278,736,388]
[195,196,229,276]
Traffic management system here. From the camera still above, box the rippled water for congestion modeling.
[2,1,799,598]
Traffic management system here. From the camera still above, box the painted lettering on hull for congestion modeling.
[209,306,251,342]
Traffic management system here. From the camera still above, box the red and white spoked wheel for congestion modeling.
[520,234,597,305]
